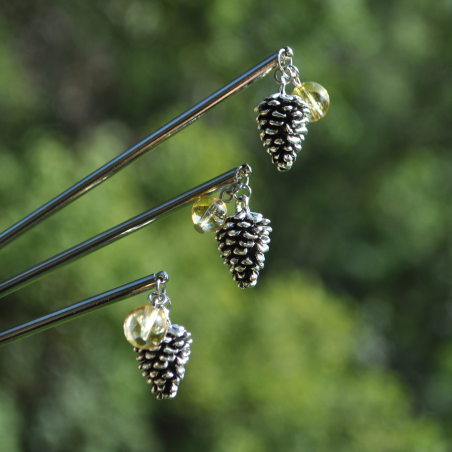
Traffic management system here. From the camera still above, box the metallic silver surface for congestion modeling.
[148,275,171,309]
[219,164,252,203]
[0,271,168,347]
[275,46,300,91]
[216,208,271,289]
[0,165,249,300]
[0,52,279,250]
[255,93,310,171]
[135,324,192,399]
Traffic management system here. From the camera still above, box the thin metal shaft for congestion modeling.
[0,164,249,299]
[0,271,167,347]
[0,51,279,250]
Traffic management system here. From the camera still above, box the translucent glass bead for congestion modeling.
[191,196,228,234]
[292,82,330,122]
[124,305,168,350]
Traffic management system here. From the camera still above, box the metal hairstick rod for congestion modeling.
[0,50,280,250]
[0,271,168,347]
[0,164,250,300]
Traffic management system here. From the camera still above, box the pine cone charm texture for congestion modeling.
[134,324,192,399]
[255,93,310,172]
[216,208,272,289]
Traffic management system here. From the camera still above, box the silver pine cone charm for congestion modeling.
[216,205,271,289]
[134,324,192,399]
[255,93,310,172]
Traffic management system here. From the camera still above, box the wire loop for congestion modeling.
[275,46,300,89]
[236,194,250,211]
[219,171,252,206]
[148,277,171,308]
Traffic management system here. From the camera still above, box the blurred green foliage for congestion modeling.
[1,0,452,450]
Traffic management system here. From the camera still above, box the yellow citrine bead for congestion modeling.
[191,196,228,234]
[292,82,330,122]
[123,305,168,350]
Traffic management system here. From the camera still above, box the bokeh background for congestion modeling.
[0,0,452,450]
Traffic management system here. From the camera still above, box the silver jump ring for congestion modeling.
[220,165,252,204]
[287,65,300,80]
[148,291,171,309]
[155,294,171,309]
[148,276,170,307]
[220,182,246,203]
[278,47,293,72]
[235,167,250,187]
[156,277,166,296]
[275,64,299,86]
[274,69,291,85]
[239,184,252,199]
[220,187,235,203]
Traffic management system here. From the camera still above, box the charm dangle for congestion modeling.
[191,165,271,288]
[216,195,271,289]
[216,167,272,289]
[255,46,330,172]
[123,272,192,399]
